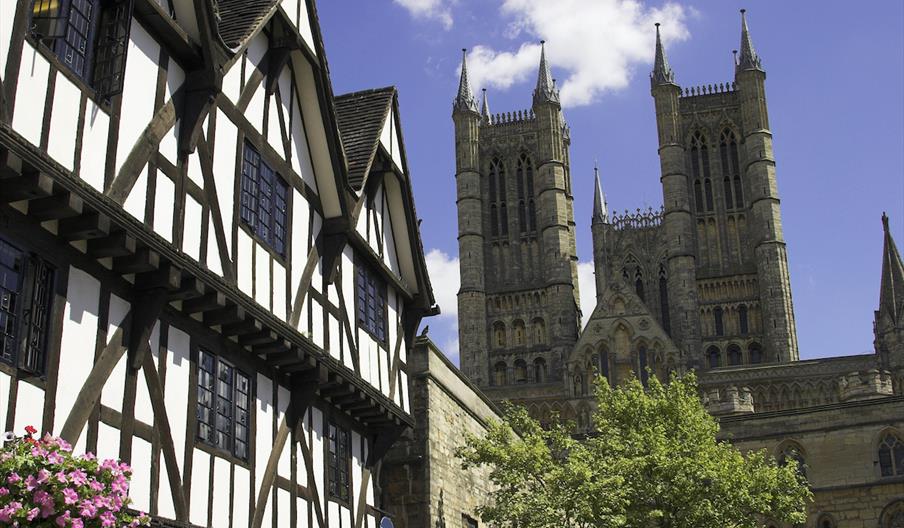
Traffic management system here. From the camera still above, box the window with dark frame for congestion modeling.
[241,142,290,257]
[0,237,55,376]
[197,350,251,461]
[327,422,351,503]
[356,262,386,342]
[29,0,133,99]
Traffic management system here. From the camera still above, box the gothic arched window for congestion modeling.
[878,432,904,477]
[704,178,714,212]
[777,442,807,481]
[729,135,743,207]
[738,304,749,335]
[634,267,645,302]
[493,322,506,348]
[658,264,670,334]
[707,346,721,369]
[714,307,724,336]
[749,342,763,364]
[880,500,904,528]
[694,179,704,214]
[514,359,528,383]
[720,129,739,210]
[494,361,507,386]
[638,345,649,387]
[727,344,742,366]
[816,514,837,528]
[532,317,546,345]
[691,132,714,213]
[533,358,547,383]
[598,348,610,383]
[512,319,526,346]
[490,159,508,236]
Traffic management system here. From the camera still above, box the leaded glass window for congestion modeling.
[197,350,251,461]
[328,423,351,502]
[240,142,290,257]
[0,237,55,375]
[356,263,386,342]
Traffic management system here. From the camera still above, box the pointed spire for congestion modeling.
[480,88,491,122]
[879,213,904,324]
[533,41,559,105]
[651,22,676,87]
[592,162,608,224]
[737,9,763,71]
[454,48,478,113]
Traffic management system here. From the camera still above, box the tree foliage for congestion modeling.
[456,373,811,528]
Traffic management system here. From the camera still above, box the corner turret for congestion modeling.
[591,163,610,303]
[650,23,676,88]
[532,41,560,106]
[480,88,491,123]
[875,213,904,373]
[737,9,763,72]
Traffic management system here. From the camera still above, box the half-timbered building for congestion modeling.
[0,0,436,526]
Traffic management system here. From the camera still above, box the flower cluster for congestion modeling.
[0,426,150,527]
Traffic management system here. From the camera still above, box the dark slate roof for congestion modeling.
[334,87,395,190]
[215,0,280,50]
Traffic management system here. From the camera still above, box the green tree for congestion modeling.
[456,373,811,528]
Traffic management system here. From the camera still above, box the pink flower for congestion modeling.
[82,452,96,461]
[26,507,39,521]
[100,510,116,527]
[7,472,21,484]
[0,487,7,496]
[55,470,68,484]
[69,469,87,486]
[62,487,79,505]
[71,519,84,528]
[47,450,64,464]
[55,510,71,527]
[36,468,50,484]
[89,479,104,492]
[111,473,129,495]
[79,500,97,519]
[25,474,38,491]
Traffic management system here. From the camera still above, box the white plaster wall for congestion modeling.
[47,75,81,171]
[245,36,268,133]
[277,384,291,478]
[130,437,152,513]
[0,0,15,73]
[206,217,223,276]
[153,175,175,241]
[311,298,323,350]
[80,101,110,192]
[95,422,119,462]
[157,58,185,165]
[116,22,159,172]
[212,110,237,255]
[183,195,203,261]
[122,167,148,221]
[189,449,210,525]
[212,456,231,527]
[273,261,287,321]
[133,321,159,427]
[277,487,291,527]
[57,267,100,450]
[102,294,130,412]
[290,92,317,194]
[0,372,8,434]
[233,465,251,528]
[255,244,271,309]
[13,44,50,146]
[165,326,190,477]
[311,407,325,513]
[237,230,254,297]
[12,381,43,436]
[256,374,274,523]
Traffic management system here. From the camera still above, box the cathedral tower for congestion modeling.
[653,11,798,369]
[455,44,581,406]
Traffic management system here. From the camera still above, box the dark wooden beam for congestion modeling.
[238,329,278,347]
[28,193,84,220]
[203,305,246,327]
[87,231,137,258]
[134,263,181,291]
[221,318,262,337]
[252,339,291,357]
[167,275,205,301]
[113,247,160,274]
[58,212,112,241]
[0,170,54,202]
[182,291,226,314]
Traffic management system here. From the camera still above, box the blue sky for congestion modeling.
[317,1,904,365]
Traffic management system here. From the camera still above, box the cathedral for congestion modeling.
[450,10,904,525]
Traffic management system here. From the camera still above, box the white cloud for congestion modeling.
[423,249,461,364]
[425,248,460,319]
[393,0,455,30]
[577,260,597,327]
[464,0,690,107]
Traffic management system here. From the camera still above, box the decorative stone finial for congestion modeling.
[651,22,676,87]
[737,9,763,72]
[533,40,559,105]
[592,162,608,224]
[454,48,479,113]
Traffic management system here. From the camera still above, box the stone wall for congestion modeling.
[382,337,503,528]
[719,396,904,526]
